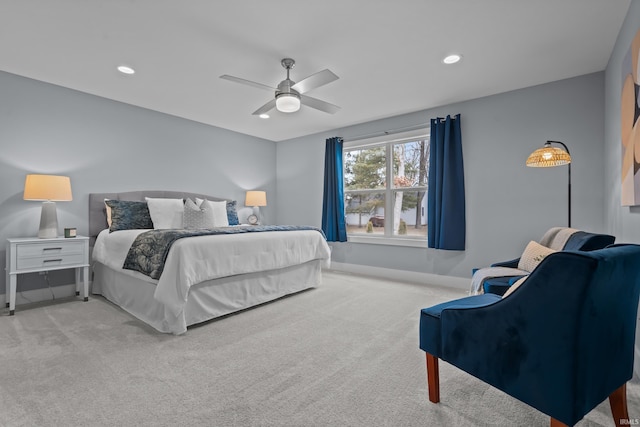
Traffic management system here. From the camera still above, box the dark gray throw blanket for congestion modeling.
[123,225,326,280]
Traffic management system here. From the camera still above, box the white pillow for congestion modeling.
[517,240,556,273]
[201,199,229,227]
[145,197,184,229]
[502,276,528,299]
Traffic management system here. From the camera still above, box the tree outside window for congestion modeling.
[344,134,429,239]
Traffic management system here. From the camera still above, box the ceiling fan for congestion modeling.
[220,58,340,116]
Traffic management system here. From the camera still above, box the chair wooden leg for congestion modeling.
[609,383,629,427]
[425,352,440,403]
[550,418,569,427]
[550,384,628,427]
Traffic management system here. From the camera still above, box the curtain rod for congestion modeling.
[343,115,459,142]
[343,123,428,142]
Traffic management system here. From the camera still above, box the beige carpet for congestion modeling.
[0,270,637,426]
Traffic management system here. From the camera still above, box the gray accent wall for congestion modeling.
[604,0,640,383]
[0,71,276,294]
[276,72,606,279]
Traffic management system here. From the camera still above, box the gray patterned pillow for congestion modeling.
[105,200,154,232]
[183,198,216,229]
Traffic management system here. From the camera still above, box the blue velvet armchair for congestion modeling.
[420,244,640,426]
[481,229,615,295]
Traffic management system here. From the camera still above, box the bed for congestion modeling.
[89,191,331,334]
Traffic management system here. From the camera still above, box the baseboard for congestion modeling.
[3,266,469,307]
[1,283,82,307]
[326,262,469,290]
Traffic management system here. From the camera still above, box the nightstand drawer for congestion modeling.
[16,241,84,258]
[16,253,86,270]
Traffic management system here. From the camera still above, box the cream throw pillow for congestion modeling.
[502,276,528,299]
[104,199,112,227]
[517,240,556,273]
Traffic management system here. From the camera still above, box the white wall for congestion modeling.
[603,0,640,384]
[0,71,276,294]
[277,73,606,279]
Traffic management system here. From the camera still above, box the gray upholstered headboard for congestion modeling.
[88,191,226,246]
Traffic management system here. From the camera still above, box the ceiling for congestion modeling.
[0,1,631,142]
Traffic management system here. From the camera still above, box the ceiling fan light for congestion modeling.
[276,93,300,113]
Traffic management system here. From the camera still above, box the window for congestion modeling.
[344,130,429,245]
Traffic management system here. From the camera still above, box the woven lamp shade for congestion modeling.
[526,144,571,168]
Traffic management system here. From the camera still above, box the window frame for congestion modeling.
[343,129,429,247]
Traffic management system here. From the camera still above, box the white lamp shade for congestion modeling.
[276,94,300,113]
[23,174,73,201]
[245,191,267,207]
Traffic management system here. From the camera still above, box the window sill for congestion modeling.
[347,235,428,248]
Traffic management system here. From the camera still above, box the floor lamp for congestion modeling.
[526,140,572,227]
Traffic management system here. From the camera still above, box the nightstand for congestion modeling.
[5,236,89,315]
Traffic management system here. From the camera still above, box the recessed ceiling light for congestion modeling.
[117,65,135,75]
[442,54,462,65]
[259,114,270,119]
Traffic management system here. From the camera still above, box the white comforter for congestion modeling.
[93,228,331,318]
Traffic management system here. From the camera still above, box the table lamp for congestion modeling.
[23,174,73,238]
[245,190,267,225]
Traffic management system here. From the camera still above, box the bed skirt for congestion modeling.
[92,260,322,334]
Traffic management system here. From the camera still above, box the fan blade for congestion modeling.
[300,94,341,114]
[252,99,277,115]
[291,69,338,94]
[220,75,275,92]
